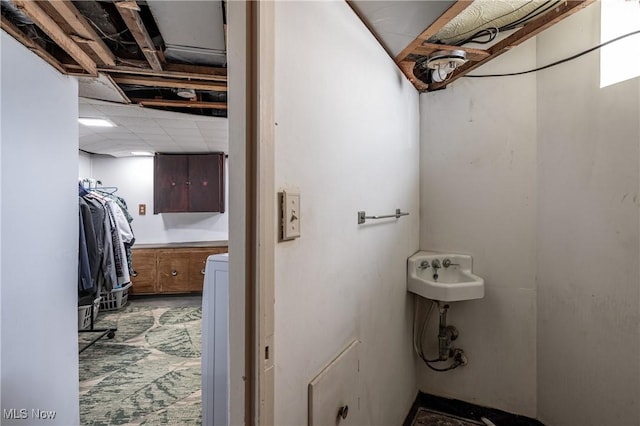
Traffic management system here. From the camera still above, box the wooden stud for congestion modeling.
[115,0,163,71]
[412,43,490,63]
[44,0,116,66]
[131,99,228,109]
[1,15,67,74]
[164,63,228,80]
[428,0,596,91]
[12,0,97,75]
[113,75,227,92]
[101,64,228,82]
[395,0,471,64]
[397,60,429,92]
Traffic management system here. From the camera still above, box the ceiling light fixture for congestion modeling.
[425,49,468,83]
[78,118,116,127]
[413,49,468,85]
[131,151,154,156]
[176,88,196,99]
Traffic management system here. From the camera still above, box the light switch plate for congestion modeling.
[281,190,300,240]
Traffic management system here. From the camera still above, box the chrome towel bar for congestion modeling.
[357,209,409,224]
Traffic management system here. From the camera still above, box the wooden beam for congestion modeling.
[115,0,163,71]
[412,43,490,62]
[12,0,97,75]
[165,63,228,80]
[1,15,67,74]
[131,99,228,109]
[100,64,228,82]
[395,0,472,63]
[113,75,227,92]
[397,60,429,92]
[429,0,596,91]
[44,0,116,66]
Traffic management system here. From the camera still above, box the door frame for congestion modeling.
[228,1,275,424]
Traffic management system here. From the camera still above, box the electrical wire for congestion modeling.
[456,27,499,46]
[426,359,462,372]
[437,0,536,44]
[500,0,561,32]
[413,298,463,372]
[465,29,640,78]
[442,1,561,46]
[86,17,132,42]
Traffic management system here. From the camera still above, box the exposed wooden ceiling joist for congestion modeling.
[100,64,227,83]
[43,0,116,67]
[12,0,97,75]
[114,0,163,71]
[412,43,490,63]
[112,75,227,92]
[1,15,66,74]
[428,0,596,91]
[164,63,227,81]
[65,62,227,83]
[131,99,228,109]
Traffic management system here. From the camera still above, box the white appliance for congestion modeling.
[202,253,229,426]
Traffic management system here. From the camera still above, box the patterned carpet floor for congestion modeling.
[79,303,202,425]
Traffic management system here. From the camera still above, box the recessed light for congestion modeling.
[78,118,115,127]
[131,151,154,156]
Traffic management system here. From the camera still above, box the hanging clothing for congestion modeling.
[83,194,117,292]
[80,198,100,288]
[78,200,93,293]
[78,184,135,295]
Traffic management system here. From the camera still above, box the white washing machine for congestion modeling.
[201,253,229,426]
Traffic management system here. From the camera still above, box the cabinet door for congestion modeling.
[187,247,228,292]
[188,154,225,213]
[154,154,188,213]
[157,250,191,293]
[130,249,157,295]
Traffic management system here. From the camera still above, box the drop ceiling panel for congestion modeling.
[78,74,129,104]
[79,98,228,157]
[147,0,226,66]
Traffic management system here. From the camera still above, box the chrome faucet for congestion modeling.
[418,260,430,270]
[431,259,441,269]
[442,258,459,268]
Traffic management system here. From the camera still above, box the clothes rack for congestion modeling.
[78,178,134,353]
[78,302,116,354]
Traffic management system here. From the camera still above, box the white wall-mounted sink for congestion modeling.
[407,251,484,302]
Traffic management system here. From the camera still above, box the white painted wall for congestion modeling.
[1,31,80,425]
[418,39,538,417]
[536,5,640,425]
[89,156,228,244]
[78,151,92,178]
[419,3,640,422]
[274,2,420,425]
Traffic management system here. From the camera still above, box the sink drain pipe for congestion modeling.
[413,298,468,372]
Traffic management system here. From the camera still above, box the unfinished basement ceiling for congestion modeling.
[3,0,596,157]
[1,0,227,117]
[352,0,595,91]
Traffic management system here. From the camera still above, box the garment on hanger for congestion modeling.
[78,182,135,294]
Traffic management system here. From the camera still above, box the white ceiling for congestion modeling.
[349,1,455,57]
[78,98,228,157]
